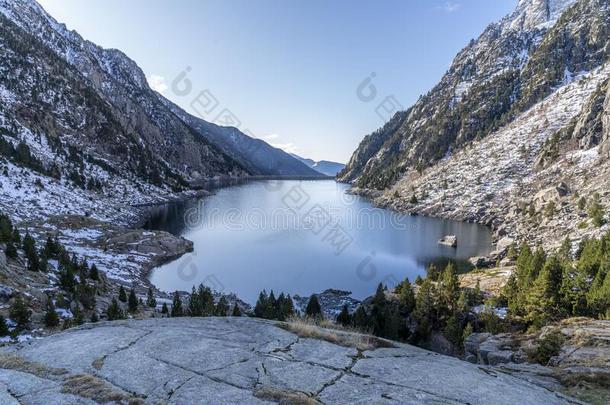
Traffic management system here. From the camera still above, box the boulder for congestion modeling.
[469,256,492,268]
[438,235,457,247]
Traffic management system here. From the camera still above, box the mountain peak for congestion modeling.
[510,0,577,31]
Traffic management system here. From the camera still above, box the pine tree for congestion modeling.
[161,302,169,315]
[106,298,124,321]
[443,314,464,350]
[398,278,415,313]
[22,232,39,272]
[231,304,242,316]
[5,241,17,259]
[254,290,270,319]
[336,304,351,327]
[586,267,610,317]
[128,288,138,313]
[89,264,99,281]
[383,307,406,341]
[414,279,435,341]
[198,284,214,316]
[370,283,387,336]
[171,291,183,317]
[187,286,201,316]
[439,263,460,315]
[351,306,369,330]
[9,295,31,330]
[73,306,84,325]
[146,287,157,308]
[118,286,127,302]
[277,294,295,321]
[463,322,473,341]
[0,315,9,337]
[305,294,322,318]
[268,291,278,319]
[44,299,60,327]
[216,296,229,316]
[588,192,605,227]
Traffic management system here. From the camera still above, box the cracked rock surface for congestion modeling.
[0,318,579,404]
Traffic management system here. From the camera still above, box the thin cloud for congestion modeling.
[147,74,168,94]
[271,142,299,155]
[436,2,461,13]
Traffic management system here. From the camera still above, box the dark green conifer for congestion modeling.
[146,287,157,308]
[171,291,183,317]
[118,286,127,302]
[128,288,138,313]
[305,294,322,318]
[336,304,351,327]
[44,299,60,327]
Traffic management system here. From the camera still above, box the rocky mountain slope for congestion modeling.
[340,0,610,251]
[164,101,324,177]
[0,317,580,404]
[0,0,321,225]
[291,154,346,177]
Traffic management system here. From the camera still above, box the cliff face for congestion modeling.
[340,0,610,251]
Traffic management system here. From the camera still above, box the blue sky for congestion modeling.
[37,0,515,163]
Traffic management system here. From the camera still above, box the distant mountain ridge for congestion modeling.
[290,154,345,177]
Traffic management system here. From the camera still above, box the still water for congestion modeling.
[146,180,492,304]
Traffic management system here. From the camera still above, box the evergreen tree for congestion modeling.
[268,291,278,319]
[277,294,295,321]
[161,302,169,315]
[231,304,242,317]
[90,312,99,323]
[89,264,99,281]
[128,288,138,313]
[22,232,39,272]
[443,314,464,350]
[370,283,387,336]
[216,296,229,316]
[255,290,272,319]
[426,263,440,281]
[351,306,369,330]
[5,241,17,259]
[588,192,605,227]
[463,322,473,341]
[558,237,572,262]
[9,295,31,329]
[118,286,127,302]
[106,298,124,321]
[72,306,84,325]
[188,286,202,316]
[44,299,60,327]
[586,267,610,317]
[305,294,322,318]
[336,304,351,327]
[439,263,460,315]
[383,306,406,341]
[146,287,157,308]
[171,291,183,317]
[397,278,415,313]
[413,279,436,341]
[0,315,9,337]
[198,284,215,316]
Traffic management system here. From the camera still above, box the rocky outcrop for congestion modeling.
[0,317,579,404]
[464,318,610,402]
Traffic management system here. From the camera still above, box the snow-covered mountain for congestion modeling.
[340,0,610,251]
[0,0,321,222]
[290,154,346,177]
